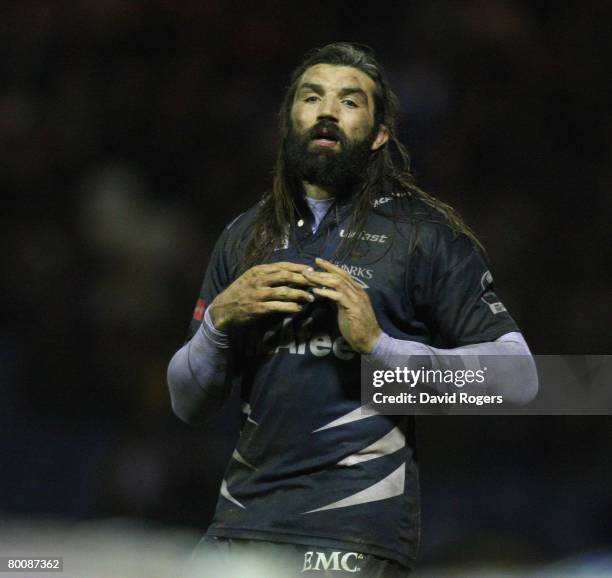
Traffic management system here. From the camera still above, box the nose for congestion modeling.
[316,97,339,123]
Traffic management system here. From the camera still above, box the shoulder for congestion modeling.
[222,201,261,235]
[208,201,261,264]
[374,190,479,261]
[211,201,263,257]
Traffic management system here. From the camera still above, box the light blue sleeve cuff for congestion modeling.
[367,331,436,364]
[201,307,229,349]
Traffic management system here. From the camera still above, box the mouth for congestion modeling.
[310,128,341,148]
[311,138,338,148]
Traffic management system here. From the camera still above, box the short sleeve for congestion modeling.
[429,235,520,347]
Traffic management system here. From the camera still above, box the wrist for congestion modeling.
[361,327,382,355]
[208,302,228,332]
[202,307,230,347]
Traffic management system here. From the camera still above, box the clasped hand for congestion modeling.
[208,258,380,354]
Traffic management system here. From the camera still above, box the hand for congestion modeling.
[303,257,381,354]
[208,262,315,331]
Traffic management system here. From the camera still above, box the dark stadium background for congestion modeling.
[2,1,611,574]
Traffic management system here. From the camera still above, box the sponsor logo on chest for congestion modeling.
[339,229,388,244]
[332,261,374,289]
[260,317,356,360]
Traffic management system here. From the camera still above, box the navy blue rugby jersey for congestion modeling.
[185,192,519,568]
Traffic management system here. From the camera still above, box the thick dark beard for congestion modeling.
[284,123,377,194]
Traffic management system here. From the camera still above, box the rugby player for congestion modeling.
[168,42,538,577]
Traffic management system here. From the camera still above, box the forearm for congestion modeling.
[167,309,231,423]
[367,332,538,405]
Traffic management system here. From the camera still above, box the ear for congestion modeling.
[371,124,389,151]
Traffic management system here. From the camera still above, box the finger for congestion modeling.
[302,270,344,288]
[258,301,304,314]
[304,272,359,300]
[314,258,353,281]
[314,258,360,290]
[259,287,315,303]
[312,287,351,308]
[261,270,315,287]
[260,262,313,274]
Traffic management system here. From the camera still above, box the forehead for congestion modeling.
[296,64,377,97]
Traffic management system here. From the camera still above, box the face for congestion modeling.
[285,64,389,189]
[291,64,387,151]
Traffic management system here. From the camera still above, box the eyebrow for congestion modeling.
[297,82,369,103]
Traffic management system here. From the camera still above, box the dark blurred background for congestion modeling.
[2,0,611,572]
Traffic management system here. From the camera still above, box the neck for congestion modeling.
[302,181,336,200]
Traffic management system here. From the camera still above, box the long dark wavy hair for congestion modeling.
[239,42,483,272]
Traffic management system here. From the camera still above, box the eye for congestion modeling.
[342,99,358,108]
[304,95,320,103]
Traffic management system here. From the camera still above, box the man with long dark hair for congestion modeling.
[168,43,537,577]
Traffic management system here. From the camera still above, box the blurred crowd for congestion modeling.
[1,0,611,570]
